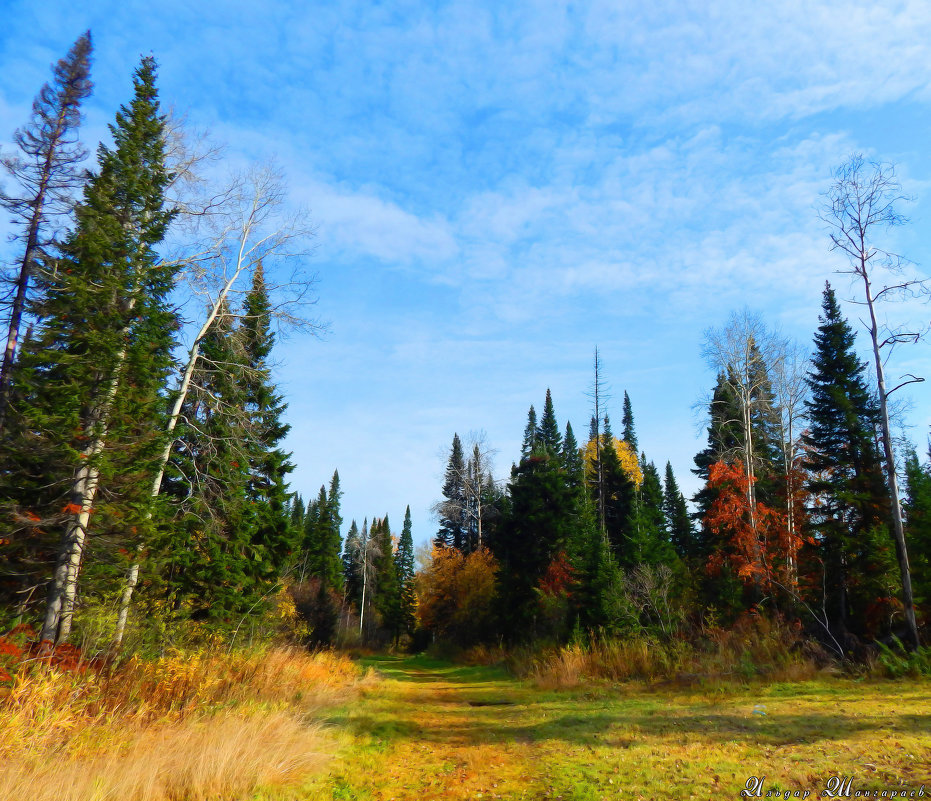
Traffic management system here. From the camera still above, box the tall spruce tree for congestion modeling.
[157,305,256,620]
[290,494,305,531]
[300,472,343,590]
[904,448,931,610]
[664,462,695,560]
[13,57,178,643]
[802,283,895,641]
[521,405,538,458]
[600,425,636,564]
[625,457,674,567]
[372,516,402,640]
[538,389,561,455]
[621,391,638,452]
[561,421,585,500]
[496,447,576,641]
[241,261,295,579]
[436,433,467,550]
[396,505,416,637]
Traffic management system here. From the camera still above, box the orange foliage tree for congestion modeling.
[415,546,498,645]
[704,461,804,600]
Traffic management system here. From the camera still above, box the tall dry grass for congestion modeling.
[526,615,826,689]
[0,643,360,800]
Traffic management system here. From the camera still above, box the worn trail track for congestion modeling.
[301,656,931,801]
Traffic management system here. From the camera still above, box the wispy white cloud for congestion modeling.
[2,0,930,538]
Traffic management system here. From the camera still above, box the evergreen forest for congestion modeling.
[2,32,931,679]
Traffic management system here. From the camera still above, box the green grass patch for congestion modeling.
[296,655,931,801]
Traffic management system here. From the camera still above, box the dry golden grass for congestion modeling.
[3,710,326,801]
[0,645,360,800]
[528,617,823,689]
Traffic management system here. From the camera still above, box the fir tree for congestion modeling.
[802,283,894,641]
[496,449,575,641]
[600,426,636,563]
[299,473,344,591]
[289,494,305,530]
[436,433,466,550]
[561,421,585,500]
[575,521,627,635]
[664,462,695,559]
[372,516,401,640]
[157,303,255,621]
[521,405,538,458]
[241,261,295,579]
[537,389,561,455]
[626,457,674,567]
[904,448,931,610]
[621,391,638,452]
[14,57,178,643]
[396,505,416,637]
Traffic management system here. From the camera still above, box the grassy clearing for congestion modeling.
[302,655,931,801]
[0,641,361,801]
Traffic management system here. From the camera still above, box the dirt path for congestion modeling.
[313,656,545,800]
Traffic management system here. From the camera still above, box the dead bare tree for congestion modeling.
[584,347,610,534]
[0,32,93,431]
[822,154,927,649]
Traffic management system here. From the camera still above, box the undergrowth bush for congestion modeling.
[875,637,931,678]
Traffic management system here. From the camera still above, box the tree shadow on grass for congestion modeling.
[345,657,931,751]
[336,702,929,751]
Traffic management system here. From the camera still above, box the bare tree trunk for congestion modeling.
[0,209,44,430]
[862,269,919,649]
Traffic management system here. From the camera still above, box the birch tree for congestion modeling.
[770,337,809,588]
[701,311,783,597]
[112,166,317,646]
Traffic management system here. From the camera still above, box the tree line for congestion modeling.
[0,35,314,648]
[1,36,927,660]
[409,264,928,655]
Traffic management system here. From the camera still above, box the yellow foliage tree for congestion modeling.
[415,546,498,645]
[582,437,642,488]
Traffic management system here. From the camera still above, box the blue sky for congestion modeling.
[2,1,930,545]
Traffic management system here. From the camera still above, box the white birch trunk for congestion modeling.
[111,250,253,648]
[41,358,125,644]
